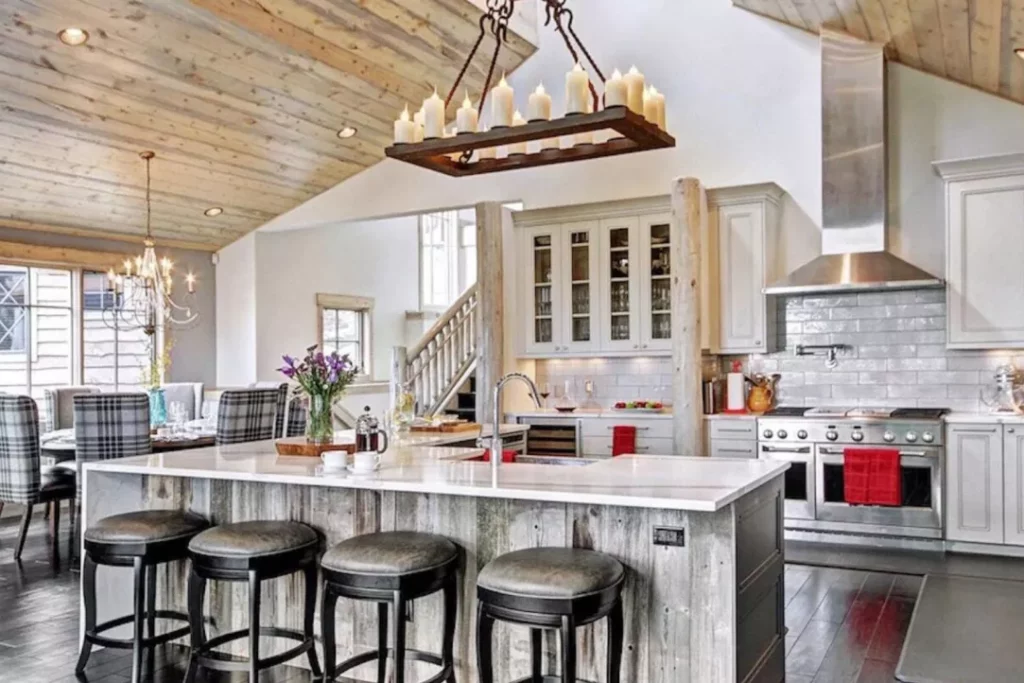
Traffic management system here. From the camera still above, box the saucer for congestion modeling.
[347,464,380,475]
[316,465,348,477]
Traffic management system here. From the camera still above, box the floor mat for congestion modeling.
[896,574,1024,682]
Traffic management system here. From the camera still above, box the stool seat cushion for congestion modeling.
[85,510,208,545]
[478,548,624,599]
[189,521,318,558]
[322,531,458,576]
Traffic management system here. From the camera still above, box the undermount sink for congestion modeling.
[465,454,597,466]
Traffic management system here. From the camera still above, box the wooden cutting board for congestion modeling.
[409,422,481,434]
[274,438,356,457]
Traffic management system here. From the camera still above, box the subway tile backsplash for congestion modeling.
[535,289,1018,413]
[729,289,1018,412]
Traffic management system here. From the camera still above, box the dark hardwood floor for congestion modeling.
[1,511,918,682]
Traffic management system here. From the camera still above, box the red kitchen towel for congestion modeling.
[843,448,872,505]
[843,448,901,506]
[612,426,637,456]
[476,449,517,463]
[867,448,901,506]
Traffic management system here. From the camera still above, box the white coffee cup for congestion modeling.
[321,450,348,471]
[352,451,381,473]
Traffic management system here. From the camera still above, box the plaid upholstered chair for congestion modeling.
[160,382,204,421]
[216,388,279,445]
[0,395,76,560]
[73,393,152,466]
[43,385,100,432]
[251,382,306,438]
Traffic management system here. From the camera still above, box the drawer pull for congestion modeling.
[716,427,753,433]
[953,427,998,433]
[717,448,754,454]
[607,445,651,451]
[606,426,651,431]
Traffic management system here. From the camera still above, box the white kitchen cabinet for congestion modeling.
[936,155,1024,349]
[711,185,781,354]
[705,417,758,459]
[560,222,601,353]
[946,424,1004,544]
[522,225,562,355]
[639,213,674,352]
[579,417,674,457]
[1004,426,1024,546]
[598,217,642,352]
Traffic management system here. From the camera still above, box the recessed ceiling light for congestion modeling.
[337,126,358,139]
[204,207,223,217]
[58,28,89,46]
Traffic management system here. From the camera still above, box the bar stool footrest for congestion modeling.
[86,610,190,649]
[330,647,450,683]
[194,626,313,673]
[510,677,582,683]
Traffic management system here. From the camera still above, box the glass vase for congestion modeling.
[306,394,334,444]
[148,387,167,427]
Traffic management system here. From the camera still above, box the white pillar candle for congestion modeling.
[604,69,628,108]
[623,65,645,114]
[508,110,527,155]
[650,86,667,129]
[565,62,589,115]
[393,105,416,144]
[455,91,478,133]
[422,88,445,139]
[527,83,552,122]
[491,74,514,128]
[643,86,658,125]
[413,107,425,142]
[477,126,496,160]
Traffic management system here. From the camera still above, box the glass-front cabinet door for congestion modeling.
[523,226,561,354]
[640,213,672,351]
[560,221,600,353]
[599,217,640,351]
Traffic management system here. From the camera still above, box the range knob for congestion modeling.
[905,431,919,443]
[851,431,864,442]
[883,431,896,443]
[797,430,808,440]
[922,431,935,443]
[762,429,773,439]
[826,430,839,441]
[777,429,788,439]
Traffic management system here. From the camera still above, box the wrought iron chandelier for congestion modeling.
[104,151,198,336]
[385,0,674,176]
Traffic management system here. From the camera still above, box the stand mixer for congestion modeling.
[981,365,1024,413]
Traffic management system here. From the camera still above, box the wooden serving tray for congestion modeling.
[274,438,356,458]
[409,422,480,434]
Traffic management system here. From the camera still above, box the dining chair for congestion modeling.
[0,395,76,560]
[251,382,306,438]
[43,386,100,433]
[216,389,279,445]
[160,382,204,421]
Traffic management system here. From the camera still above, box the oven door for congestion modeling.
[815,446,942,529]
[758,443,815,520]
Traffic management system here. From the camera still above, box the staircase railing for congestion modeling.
[394,285,478,417]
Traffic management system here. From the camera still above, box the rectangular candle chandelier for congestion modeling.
[385,0,675,177]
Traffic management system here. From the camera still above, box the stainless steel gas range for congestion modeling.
[757,406,947,540]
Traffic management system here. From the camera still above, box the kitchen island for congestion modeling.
[82,441,788,683]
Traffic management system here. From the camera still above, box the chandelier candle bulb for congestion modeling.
[186,272,196,294]
[604,69,628,108]
[527,83,552,121]
[623,66,645,114]
[393,105,416,144]
[508,111,527,155]
[456,93,478,133]
[565,62,589,115]
[422,89,445,139]
[491,74,514,127]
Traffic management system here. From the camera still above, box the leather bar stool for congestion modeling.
[184,520,322,683]
[76,509,209,683]
[476,548,625,683]
[320,531,460,683]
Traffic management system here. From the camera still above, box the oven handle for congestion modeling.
[760,445,812,454]
[819,447,932,457]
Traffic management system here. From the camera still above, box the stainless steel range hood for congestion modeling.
[764,30,943,295]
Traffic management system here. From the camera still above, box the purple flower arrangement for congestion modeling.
[279,345,359,402]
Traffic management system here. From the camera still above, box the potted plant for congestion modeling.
[279,345,358,444]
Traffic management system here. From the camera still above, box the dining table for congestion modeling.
[41,423,217,462]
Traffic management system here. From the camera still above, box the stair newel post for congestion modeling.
[670,177,706,456]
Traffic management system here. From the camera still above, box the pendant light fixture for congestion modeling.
[104,152,198,336]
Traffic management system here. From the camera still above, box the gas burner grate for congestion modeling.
[890,408,950,419]
[764,406,809,417]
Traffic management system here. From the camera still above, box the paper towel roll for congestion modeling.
[726,372,746,412]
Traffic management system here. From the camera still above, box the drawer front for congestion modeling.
[581,436,612,457]
[709,419,757,441]
[581,418,673,440]
[583,435,676,456]
[710,439,758,459]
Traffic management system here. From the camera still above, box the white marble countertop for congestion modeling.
[336,424,529,448]
[508,408,672,420]
[703,413,759,421]
[83,440,788,512]
[944,412,1024,425]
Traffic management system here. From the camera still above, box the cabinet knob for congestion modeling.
[1011,428,1016,434]
[633,344,639,349]
[755,340,762,346]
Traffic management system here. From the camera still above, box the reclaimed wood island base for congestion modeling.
[83,442,788,683]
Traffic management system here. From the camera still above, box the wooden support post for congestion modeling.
[475,202,505,422]
[671,178,706,455]
[390,346,407,412]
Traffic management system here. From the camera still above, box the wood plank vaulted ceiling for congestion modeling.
[733,0,1024,104]
[0,0,536,251]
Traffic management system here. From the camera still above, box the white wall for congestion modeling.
[253,216,420,382]
[215,233,256,386]
[256,0,1024,282]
